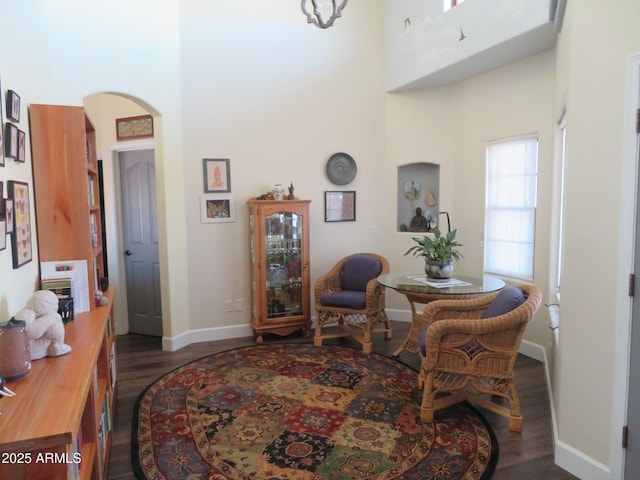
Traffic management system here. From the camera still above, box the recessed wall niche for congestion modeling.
[397,163,440,233]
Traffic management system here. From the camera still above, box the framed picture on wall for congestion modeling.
[203,158,231,193]
[0,217,5,251]
[17,129,25,162]
[200,193,235,223]
[4,123,17,159]
[116,114,154,141]
[8,180,32,268]
[324,190,356,222]
[6,90,20,123]
[5,197,13,234]
[0,182,4,250]
[0,78,4,167]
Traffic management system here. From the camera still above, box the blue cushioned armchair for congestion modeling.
[314,253,392,353]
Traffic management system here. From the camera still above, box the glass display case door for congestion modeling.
[265,211,304,319]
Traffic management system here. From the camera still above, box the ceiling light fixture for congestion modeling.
[301,0,349,29]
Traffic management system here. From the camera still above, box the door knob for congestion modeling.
[125,250,134,256]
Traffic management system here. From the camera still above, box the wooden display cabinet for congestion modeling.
[29,104,105,311]
[247,198,311,343]
[0,289,117,480]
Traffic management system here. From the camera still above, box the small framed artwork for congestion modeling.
[116,114,154,141]
[325,190,356,222]
[0,217,5,251]
[17,129,25,162]
[203,158,231,193]
[8,180,32,268]
[200,194,236,223]
[5,198,13,233]
[6,90,20,123]
[0,79,4,167]
[0,182,4,249]
[4,123,17,159]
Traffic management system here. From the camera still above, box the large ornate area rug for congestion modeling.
[133,344,498,479]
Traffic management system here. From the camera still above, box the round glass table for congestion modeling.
[377,272,505,356]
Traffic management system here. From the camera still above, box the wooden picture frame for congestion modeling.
[116,114,154,141]
[324,190,356,222]
[5,197,13,234]
[4,123,17,159]
[200,194,236,223]
[17,129,25,162]
[8,180,32,268]
[6,89,20,123]
[203,158,231,193]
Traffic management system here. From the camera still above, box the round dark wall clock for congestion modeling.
[326,152,357,185]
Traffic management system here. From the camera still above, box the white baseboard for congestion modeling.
[162,324,254,351]
[534,339,612,480]
[555,440,610,480]
[518,339,545,362]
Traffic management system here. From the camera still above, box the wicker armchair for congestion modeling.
[418,284,542,432]
[314,253,392,354]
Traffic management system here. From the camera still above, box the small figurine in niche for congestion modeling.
[288,182,295,200]
[408,207,429,232]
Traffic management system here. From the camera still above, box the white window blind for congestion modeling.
[484,135,538,280]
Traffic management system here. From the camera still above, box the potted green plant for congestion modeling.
[404,228,463,279]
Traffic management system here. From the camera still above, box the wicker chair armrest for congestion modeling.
[313,260,346,299]
[314,273,341,298]
[364,276,386,309]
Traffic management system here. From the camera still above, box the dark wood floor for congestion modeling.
[108,322,578,479]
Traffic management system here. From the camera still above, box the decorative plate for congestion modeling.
[403,181,421,199]
[423,208,438,229]
[326,152,357,185]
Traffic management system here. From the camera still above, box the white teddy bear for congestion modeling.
[14,290,72,360]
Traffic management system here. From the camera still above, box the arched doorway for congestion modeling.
[83,93,162,337]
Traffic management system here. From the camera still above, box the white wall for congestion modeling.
[385,0,556,89]
[0,0,49,321]
[551,1,640,475]
[178,0,387,338]
[0,0,190,338]
[450,51,556,350]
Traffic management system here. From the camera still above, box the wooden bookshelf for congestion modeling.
[29,104,105,311]
[0,288,116,480]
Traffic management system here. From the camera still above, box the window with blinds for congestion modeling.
[484,135,538,280]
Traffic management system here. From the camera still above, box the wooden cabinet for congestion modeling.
[0,289,116,480]
[247,198,311,343]
[29,104,104,310]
